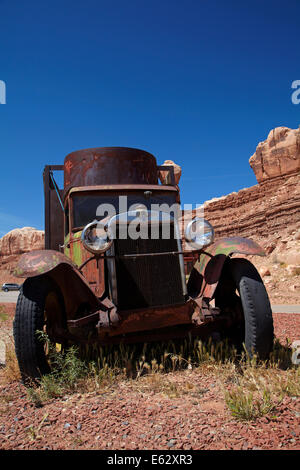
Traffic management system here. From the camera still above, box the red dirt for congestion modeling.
[273,313,300,344]
[0,303,299,451]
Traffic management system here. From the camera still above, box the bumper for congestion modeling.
[106,301,194,337]
[66,297,234,345]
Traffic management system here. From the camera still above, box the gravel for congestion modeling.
[0,303,299,450]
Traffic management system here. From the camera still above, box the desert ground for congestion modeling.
[0,301,299,451]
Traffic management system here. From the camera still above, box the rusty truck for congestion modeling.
[13,147,274,382]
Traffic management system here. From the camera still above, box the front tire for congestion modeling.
[13,277,66,384]
[215,258,274,359]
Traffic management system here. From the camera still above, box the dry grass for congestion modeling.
[0,337,21,416]
[26,413,49,441]
[223,352,300,420]
[1,338,20,383]
[132,370,212,400]
[0,305,8,322]
[225,388,276,420]
[1,329,298,422]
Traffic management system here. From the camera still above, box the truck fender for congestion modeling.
[187,237,265,300]
[14,250,102,318]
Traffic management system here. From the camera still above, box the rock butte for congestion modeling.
[0,227,44,256]
[249,126,300,183]
[0,227,44,284]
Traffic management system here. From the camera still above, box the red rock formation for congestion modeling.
[0,227,44,284]
[249,126,300,183]
[0,227,44,256]
[198,172,300,242]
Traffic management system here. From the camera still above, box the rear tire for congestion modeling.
[13,277,65,384]
[215,258,274,359]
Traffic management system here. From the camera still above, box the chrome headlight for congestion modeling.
[185,218,214,249]
[81,220,113,254]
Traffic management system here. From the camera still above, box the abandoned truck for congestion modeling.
[13,147,274,382]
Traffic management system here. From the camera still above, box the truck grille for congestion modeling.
[109,224,186,310]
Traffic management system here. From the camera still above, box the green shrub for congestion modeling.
[225,388,276,420]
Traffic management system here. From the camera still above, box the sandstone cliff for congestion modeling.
[199,172,299,243]
[0,227,44,257]
[249,126,300,183]
[0,227,44,284]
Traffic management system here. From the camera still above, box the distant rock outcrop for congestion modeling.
[0,227,44,256]
[249,126,300,183]
[0,227,44,284]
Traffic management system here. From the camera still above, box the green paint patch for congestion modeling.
[71,231,83,266]
[64,234,71,258]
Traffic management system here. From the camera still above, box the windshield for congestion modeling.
[72,191,178,229]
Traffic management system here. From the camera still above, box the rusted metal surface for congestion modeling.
[59,148,180,303]
[84,250,202,260]
[66,298,195,339]
[202,236,265,260]
[67,311,100,328]
[68,184,178,195]
[100,320,227,345]
[43,165,64,251]
[25,146,270,348]
[101,301,194,337]
[67,297,120,331]
[14,249,103,320]
[191,297,221,325]
[52,317,236,346]
[187,237,265,300]
[156,165,175,185]
[184,252,199,275]
[64,147,159,191]
[14,250,77,278]
[13,244,201,276]
[68,230,105,297]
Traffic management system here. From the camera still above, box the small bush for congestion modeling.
[223,341,300,421]
[27,342,89,403]
[225,388,276,420]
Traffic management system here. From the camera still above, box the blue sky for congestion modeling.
[0,0,299,237]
